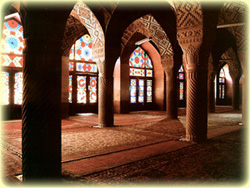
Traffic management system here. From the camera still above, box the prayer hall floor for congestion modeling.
[1,106,246,186]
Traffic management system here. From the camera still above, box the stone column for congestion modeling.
[98,72,114,127]
[165,68,178,119]
[20,4,73,181]
[184,45,208,142]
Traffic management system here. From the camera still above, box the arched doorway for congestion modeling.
[129,46,153,111]
[68,34,98,114]
[216,64,233,106]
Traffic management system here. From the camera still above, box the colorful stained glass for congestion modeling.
[138,79,144,103]
[146,69,153,77]
[178,65,184,72]
[129,47,153,68]
[1,72,10,105]
[146,80,152,103]
[89,77,97,103]
[219,68,225,83]
[69,45,74,60]
[222,85,225,99]
[130,79,137,103]
[75,34,94,62]
[1,54,23,67]
[130,68,145,77]
[69,61,74,71]
[76,62,98,73]
[14,72,23,105]
[179,73,184,80]
[69,75,73,103]
[219,85,222,99]
[179,82,184,100]
[2,14,24,55]
[77,76,87,104]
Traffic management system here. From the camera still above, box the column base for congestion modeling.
[93,124,114,128]
[167,115,178,120]
[185,134,207,143]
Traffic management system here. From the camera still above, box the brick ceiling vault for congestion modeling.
[7,1,245,77]
[122,15,173,61]
[217,2,246,77]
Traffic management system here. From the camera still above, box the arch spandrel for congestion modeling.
[71,1,105,65]
[61,15,88,56]
[220,47,241,79]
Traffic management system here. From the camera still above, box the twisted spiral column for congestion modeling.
[22,47,62,181]
[185,47,208,142]
[20,5,73,181]
[98,73,114,127]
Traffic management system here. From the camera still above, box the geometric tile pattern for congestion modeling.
[139,15,173,60]
[218,2,246,69]
[218,2,246,25]
[233,25,246,52]
[173,1,203,28]
[121,19,153,52]
[71,2,105,64]
[62,15,88,56]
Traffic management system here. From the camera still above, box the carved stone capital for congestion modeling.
[183,44,200,71]
[177,26,203,47]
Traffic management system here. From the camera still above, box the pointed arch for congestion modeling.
[70,1,105,64]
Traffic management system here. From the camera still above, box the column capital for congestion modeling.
[183,44,201,72]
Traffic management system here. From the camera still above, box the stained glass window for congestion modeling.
[69,45,74,60]
[2,13,24,57]
[178,65,185,101]
[75,34,93,62]
[129,46,153,104]
[218,68,226,99]
[1,13,24,109]
[89,77,97,103]
[138,79,144,103]
[69,61,74,71]
[222,85,225,99]
[77,76,87,104]
[219,68,225,83]
[179,82,184,100]
[14,72,23,105]
[147,80,152,103]
[130,68,145,77]
[1,72,10,105]
[130,79,137,103]
[69,75,73,103]
[129,47,153,69]
[68,34,98,106]
[1,54,23,67]
[178,65,184,80]
[76,62,97,73]
[146,69,153,77]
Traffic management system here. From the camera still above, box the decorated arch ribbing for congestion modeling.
[71,1,105,64]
